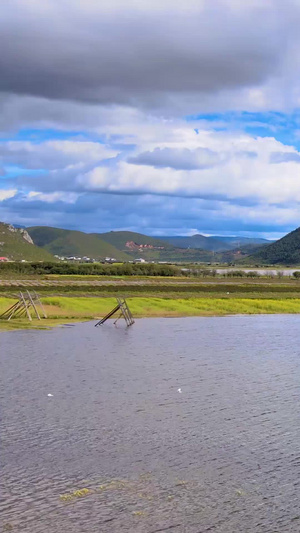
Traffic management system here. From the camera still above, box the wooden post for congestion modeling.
[26,290,41,320]
[7,303,23,320]
[95,297,134,327]
[19,292,32,321]
[0,301,19,319]
[33,290,47,318]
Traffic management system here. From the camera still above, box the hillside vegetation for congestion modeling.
[95,231,219,261]
[28,227,218,262]
[246,227,300,265]
[28,227,131,261]
[99,230,174,250]
[23,225,273,264]
[0,223,55,261]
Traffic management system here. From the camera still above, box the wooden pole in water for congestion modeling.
[95,297,134,327]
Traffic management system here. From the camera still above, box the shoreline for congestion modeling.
[1,295,300,330]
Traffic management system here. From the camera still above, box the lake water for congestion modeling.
[215,268,300,276]
[1,316,300,532]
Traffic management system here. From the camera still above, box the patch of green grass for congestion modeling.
[1,295,300,330]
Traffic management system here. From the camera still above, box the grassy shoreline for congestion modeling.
[1,274,300,330]
[1,295,300,330]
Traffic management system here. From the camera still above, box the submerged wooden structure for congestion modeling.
[95,297,134,327]
[0,290,47,322]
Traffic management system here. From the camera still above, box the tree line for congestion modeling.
[0,261,181,276]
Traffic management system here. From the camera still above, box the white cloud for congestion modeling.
[75,125,300,205]
[128,147,226,170]
[26,191,79,203]
[1,0,300,236]
[2,113,300,237]
[0,189,17,201]
[0,140,116,170]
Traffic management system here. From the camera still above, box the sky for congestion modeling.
[1,1,300,238]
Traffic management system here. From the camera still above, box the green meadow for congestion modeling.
[1,294,300,330]
[1,273,300,329]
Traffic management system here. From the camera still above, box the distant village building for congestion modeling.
[125,240,164,251]
[0,257,9,262]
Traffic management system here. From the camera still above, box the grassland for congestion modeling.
[1,296,300,331]
[1,275,300,298]
[1,273,300,330]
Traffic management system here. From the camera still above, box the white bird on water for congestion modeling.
[177,388,182,393]
[47,393,53,397]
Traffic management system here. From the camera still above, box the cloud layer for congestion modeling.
[1,0,300,113]
[1,0,300,237]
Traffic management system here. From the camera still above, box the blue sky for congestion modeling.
[1,1,300,239]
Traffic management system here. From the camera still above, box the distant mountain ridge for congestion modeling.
[0,221,282,264]
[159,234,271,252]
[27,227,216,262]
[25,226,271,263]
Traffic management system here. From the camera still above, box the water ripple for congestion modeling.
[1,315,300,532]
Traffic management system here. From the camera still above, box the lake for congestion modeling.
[215,268,300,276]
[1,316,300,532]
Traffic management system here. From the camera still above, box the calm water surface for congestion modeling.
[1,316,300,532]
[215,268,300,276]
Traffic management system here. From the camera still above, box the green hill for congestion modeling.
[14,224,275,264]
[98,230,218,261]
[99,231,174,250]
[244,227,300,265]
[28,226,131,261]
[0,222,55,261]
[27,227,218,262]
[25,226,266,264]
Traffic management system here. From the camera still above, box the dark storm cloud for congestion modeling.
[0,0,294,107]
[1,0,300,238]
[129,147,223,170]
[1,191,293,237]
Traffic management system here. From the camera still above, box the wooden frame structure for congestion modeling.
[95,297,134,327]
[0,290,47,322]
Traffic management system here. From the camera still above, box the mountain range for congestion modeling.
[25,226,271,263]
[4,221,300,265]
[157,234,270,252]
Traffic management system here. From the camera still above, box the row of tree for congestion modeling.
[0,261,180,276]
